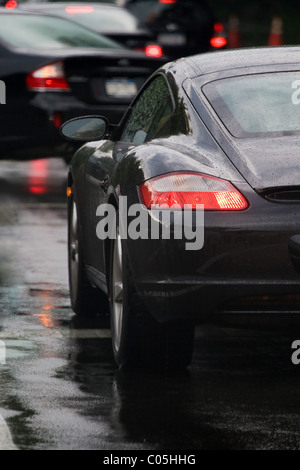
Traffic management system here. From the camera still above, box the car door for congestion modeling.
[83,73,174,277]
[83,139,116,280]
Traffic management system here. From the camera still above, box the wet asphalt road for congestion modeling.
[1,158,300,451]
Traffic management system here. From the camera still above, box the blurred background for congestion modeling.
[2,0,299,50]
[0,0,298,161]
[207,0,297,48]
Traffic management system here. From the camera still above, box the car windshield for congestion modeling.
[0,13,121,49]
[201,72,300,138]
[43,5,141,32]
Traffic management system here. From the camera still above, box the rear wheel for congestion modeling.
[68,192,108,316]
[109,222,195,370]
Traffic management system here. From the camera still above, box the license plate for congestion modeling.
[157,33,186,46]
[105,78,137,97]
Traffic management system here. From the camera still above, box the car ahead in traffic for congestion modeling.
[18,2,164,58]
[125,0,227,59]
[0,8,164,160]
[60,46,300,370]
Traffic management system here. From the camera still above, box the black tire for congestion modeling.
[109,221,195,370]
[68,191,109,317]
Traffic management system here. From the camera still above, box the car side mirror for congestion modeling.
[60,115,109,142]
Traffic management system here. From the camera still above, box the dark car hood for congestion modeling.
[227,134,300,190]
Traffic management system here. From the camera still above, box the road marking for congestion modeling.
[0,415,18,450]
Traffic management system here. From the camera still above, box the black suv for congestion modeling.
[124,0,226,60]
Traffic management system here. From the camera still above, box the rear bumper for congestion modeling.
[127,198,300,324]
[135,277,300,324]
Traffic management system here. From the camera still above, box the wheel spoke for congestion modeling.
[111,230,123,353]
[114,281,123,303]
[70,241,78,261]
[69,199,79,299]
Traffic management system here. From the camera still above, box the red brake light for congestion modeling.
[210,36,227,48]
[5,0,17,8]
[214,22,224,33]
[145,44,163,57]
[211,22,227,48]
[52,111,62,129]
[159,0,177,3]
[26,62,70,91]
[139,172,249,211]
[65,6,94,14]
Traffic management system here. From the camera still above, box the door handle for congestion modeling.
[99,175,110,192]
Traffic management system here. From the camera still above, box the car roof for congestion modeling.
[18,2,126,9]
[175,46,300,78]
[16,3,141,26]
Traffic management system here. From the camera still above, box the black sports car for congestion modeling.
[0,8,164,159]
[61,46,300,370]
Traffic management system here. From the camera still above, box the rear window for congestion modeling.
[0,13,121,49]
[28,5,142,33]
[126,0,213,27]
[202,72,300,138]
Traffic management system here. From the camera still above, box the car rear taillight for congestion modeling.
[65,6,94,13]
[210,36,227,48]
[26,61,70,91]
[213,22,225,34]
[139,172,249,211]
[210,22,227,49]
[5,0,17,9]
[52,111,62,129]
[145,44,163,57]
